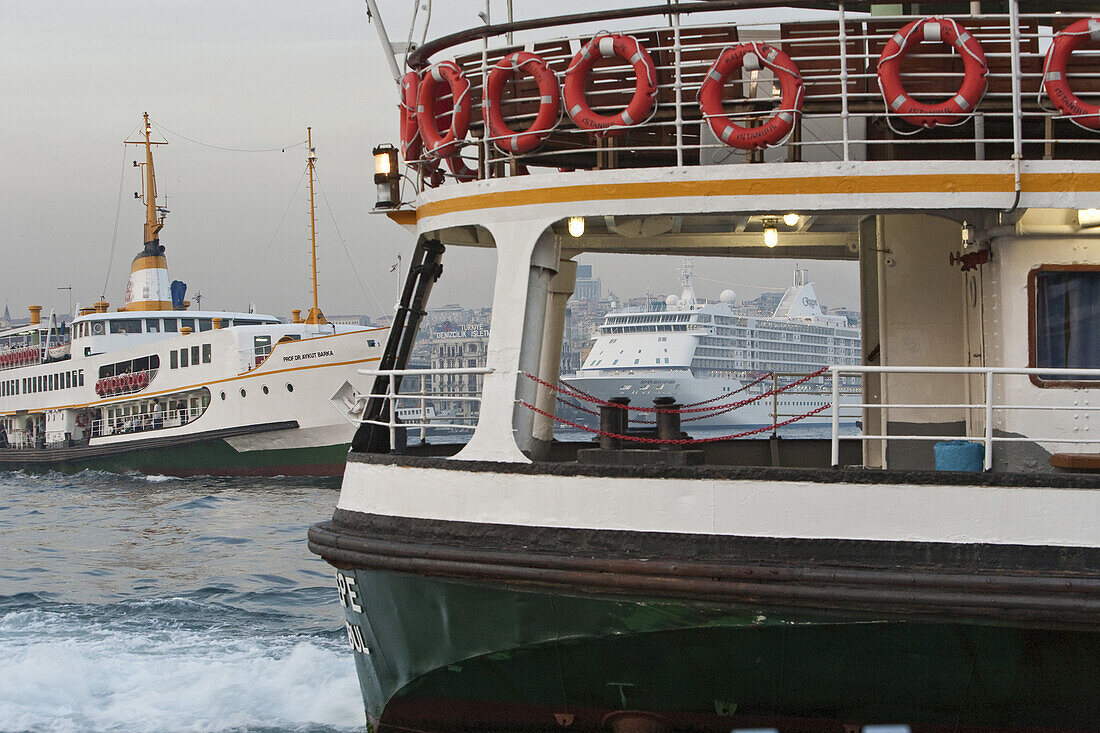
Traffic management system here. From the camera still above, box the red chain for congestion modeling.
[519,400,833,443]
[524,367,830,414]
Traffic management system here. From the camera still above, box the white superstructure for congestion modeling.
[565,264,861,426]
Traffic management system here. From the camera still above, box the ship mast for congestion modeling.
[129,112,168,251]
[304,127,326,324]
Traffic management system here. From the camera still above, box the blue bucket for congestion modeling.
[933,440,985,472]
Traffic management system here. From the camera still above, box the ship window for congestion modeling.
[91,322,104,335]
[1030,266,1100,386]
[191,345,200,365]
[163,319,178,333]
[78,370,83,387]
[170,351,178,369]
[180,318,195,332]
[198,319,213,332]
[202,344,211,363]
[109,319,142,334]
[146,319,161,333]
[66,372,72,389]
[180,348,189,368]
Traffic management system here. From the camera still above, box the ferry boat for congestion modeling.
[564,262,862,426]
[311,3,1099,731]
[0,116,384,476]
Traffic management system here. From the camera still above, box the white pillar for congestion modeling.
[455,219,558,463]
[533,259,577,443]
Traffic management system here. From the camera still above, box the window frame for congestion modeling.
[1028,264,1100,389]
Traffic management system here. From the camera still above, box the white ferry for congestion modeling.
[564,263,861,426]
[311,3,1100,732]
[0,117,384,476]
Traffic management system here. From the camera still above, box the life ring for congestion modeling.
[416,61,472,159]
[95,380,104,397]
[563,33,657,136]
[698,42,804,150]
[76,413,88,428]
[877,17,988,128]
[136,371,149,388]
[1042,18,1100,131]
[126,373,137,390]
[400,71,424,164]
[110,376,121,393]
[484,51,561,153]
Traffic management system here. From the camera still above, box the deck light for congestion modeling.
[961,220,976,249]
[568,216,585,237]
[1078,208,1100,228]
[373,144,400,209]
[763,220,779,248]
[783,212,800,227]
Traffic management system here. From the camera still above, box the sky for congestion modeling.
[1,0,859,322]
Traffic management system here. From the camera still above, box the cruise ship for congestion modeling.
[564,263,861,426]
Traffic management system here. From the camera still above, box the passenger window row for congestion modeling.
[170,344,213,369]
[16,369,84,395]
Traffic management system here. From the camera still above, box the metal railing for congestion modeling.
[405,1,1099,190]
[354,366,492,446]
[828,365,1100,470]
[93,406,206,438]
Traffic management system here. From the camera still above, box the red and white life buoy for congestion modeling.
[136,371,149,389]
[95,379,105,397]
[699,42,804,150]
[563,33,657,136]
[76,413,88,428]
[484,51,561,153]
[877,16,988,128]
[416,61,472,159]
[400,71,424,164]
[1043,18,1100,131]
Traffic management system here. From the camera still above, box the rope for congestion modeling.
[519,400,832,444]
[101,143,130,300]
[152,122,307,153]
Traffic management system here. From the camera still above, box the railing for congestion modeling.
[354,367,492,447]
[404,1,1100,189]
[827,365,1100,470]
[92,406,205,439]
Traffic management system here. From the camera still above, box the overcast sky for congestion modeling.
[1,1,858,322]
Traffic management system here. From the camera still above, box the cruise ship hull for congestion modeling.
[563,371,853,429]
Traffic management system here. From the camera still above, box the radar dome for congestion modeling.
[719,289,736,304]
[665,294,680,307]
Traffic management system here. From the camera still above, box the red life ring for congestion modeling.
[1043,19,1100,131]
[400,71,423,164]
[76,413,88,428]
[127,373,138,390]
[484,51,561,153]
[877,17,988,128]
[416,61,472,159]
[136,371,149,388]
[698,43,804,150]
[563,33,657,137]
[111,376,122,393]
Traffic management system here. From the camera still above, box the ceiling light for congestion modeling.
[1078,208,1100,228]
[568,216,585,238]
[783,212,800,227]
[763,225,778,248]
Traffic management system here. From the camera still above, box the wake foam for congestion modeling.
[0,604,363,732]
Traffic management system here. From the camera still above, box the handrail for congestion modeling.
[354,367,493,447]
[828,365,1100,470]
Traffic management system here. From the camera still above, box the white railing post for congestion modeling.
[831,367,841,466]
[673,9,684,167]
[1008,0,1024,193]
[387,376,397,450]
[837,2,850,162]
[984,370,995,470]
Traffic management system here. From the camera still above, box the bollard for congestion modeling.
[654,397,681,451]
[599,397,630,450]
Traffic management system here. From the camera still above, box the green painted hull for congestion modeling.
[1,438,351,476]
[338,568,1099,732]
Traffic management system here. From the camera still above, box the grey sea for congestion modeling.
[0,471,363,733]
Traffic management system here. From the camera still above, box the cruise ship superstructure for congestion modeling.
[565,263,861,426]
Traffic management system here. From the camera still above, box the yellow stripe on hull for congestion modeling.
[119,300,173,311]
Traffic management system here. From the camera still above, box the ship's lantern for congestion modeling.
[961,220,976,249]
[568,216,585,238]
[373,144,400,209]
[782,212,800,227]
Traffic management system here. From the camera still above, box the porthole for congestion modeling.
[262,385,269,395]
[220,391,226,400]
[286,383,294,392]
[240,388,247,398]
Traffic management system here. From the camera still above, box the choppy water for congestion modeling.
[0,471,362,733]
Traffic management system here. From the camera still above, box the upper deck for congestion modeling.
[388,0,1100,228]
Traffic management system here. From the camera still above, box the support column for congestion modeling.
[533,259,578,445]
[456,219,558,463]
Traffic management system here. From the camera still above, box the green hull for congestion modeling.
[337,568,1099,732]
[1,438,350,476]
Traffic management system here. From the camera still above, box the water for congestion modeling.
[0,471,363,733]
